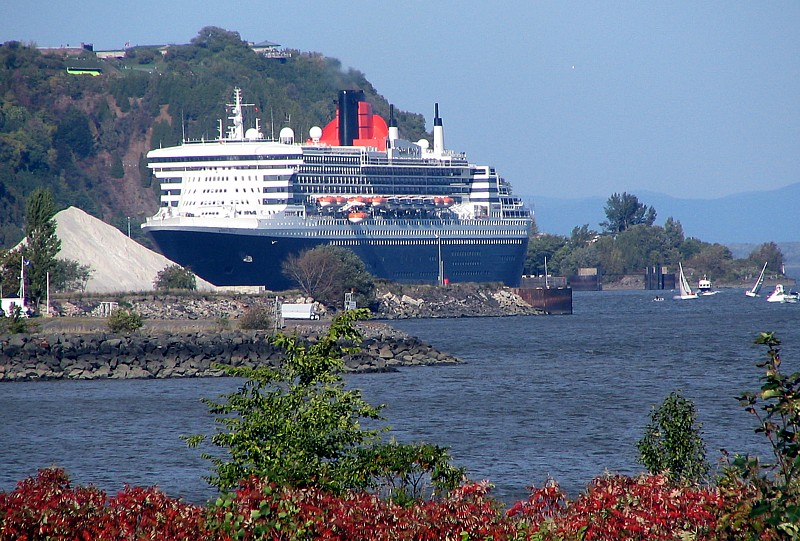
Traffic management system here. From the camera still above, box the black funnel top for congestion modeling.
[338,90,364,146]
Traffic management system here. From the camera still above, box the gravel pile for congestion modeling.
[54,207,215,293]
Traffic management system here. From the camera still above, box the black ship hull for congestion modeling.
[147,228,528,290]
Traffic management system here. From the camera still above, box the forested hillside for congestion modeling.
[0,27,428,249]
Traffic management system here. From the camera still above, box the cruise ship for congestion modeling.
[142,88,532,290]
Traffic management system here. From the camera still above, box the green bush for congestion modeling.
[637,391,708,484]
[728,332,800,537]
[107,307,143,333]
[0,305,30,334]
[153,264,197,290]
[238,305,274,330]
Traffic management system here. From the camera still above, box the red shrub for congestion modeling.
[1,469,759,540]
[0,468,206,541]
[0,468,108,541]
[511,473,724,541]
[103,485,208,540]
[207,477,516,540]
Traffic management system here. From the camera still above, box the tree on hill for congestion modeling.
[600,192,656,234]
[748,241,784,273]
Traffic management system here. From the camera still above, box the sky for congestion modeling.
[3,1,799,201]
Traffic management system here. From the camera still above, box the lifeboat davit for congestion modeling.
[348,211,369,223]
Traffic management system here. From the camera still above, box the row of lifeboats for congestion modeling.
[317,195,455,208]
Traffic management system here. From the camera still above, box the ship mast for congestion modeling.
[226,87,255,140]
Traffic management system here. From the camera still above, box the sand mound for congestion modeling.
[54,207,215,293]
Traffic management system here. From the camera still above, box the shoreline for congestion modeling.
[0,323,459,382]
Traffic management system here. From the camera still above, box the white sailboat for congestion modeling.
[674,262,699,300]
[745,262,768,297]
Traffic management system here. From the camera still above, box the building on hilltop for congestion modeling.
[41,39,290,62]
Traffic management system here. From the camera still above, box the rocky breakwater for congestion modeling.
[0,324,459,382]
[374,283,541,319]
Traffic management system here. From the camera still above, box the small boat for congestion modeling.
[697,275,720,296]
[347,211,369,224]
[653,295,665,302]
[766,284,799,304]
[745,262,768,297]
[674,262,699,300]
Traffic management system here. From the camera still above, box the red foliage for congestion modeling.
[0,468,206,540]
[1,468,758,541]
[511,473,725,541]
[0,468,108,541]
[207,477,515,540]
[103,485,208,540]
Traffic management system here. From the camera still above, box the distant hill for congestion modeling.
[526,183,800,244]
[0,31,429,250]
[525,183,800,279]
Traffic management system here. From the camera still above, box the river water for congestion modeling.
[2,289,799,505]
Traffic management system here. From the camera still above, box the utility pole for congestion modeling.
[436,234,444,285]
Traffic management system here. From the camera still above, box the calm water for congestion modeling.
[2,289,799,505]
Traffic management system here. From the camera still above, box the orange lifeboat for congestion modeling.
[443,197,454,206]
[318,195,335,207]
[434,197,444,206]
[348,211,369,223]
[335,196,346,205]
[371,196,385,206]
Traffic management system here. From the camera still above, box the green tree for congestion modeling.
[54,108,94,159]
[637,392,709,484]
[282,246,375,308]
[524,233,568,276]
[185,309,464,497]
[24,188,61,307]
[153,264,197,290]
[679,237,704,262]
[0,248,23,299]
[686,243,734,279]
[600,192,656,234]
[51,258,92,292]
[748,241,784,274]
[664,217,685,249]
